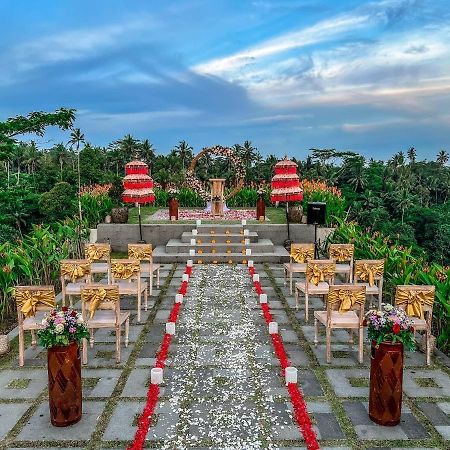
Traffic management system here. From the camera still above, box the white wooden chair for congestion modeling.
[60,259,91,307]
[128,244,160,296]
[283,243,315,294]
[353,259,384,309]
[111,259,147,323]
[81,284,130,364]
[295,259,336,322]
[85,243,111,283]
[395,285,435,366]
[14,286,55,366]
[314,284,366,363]
[329,243,354,282]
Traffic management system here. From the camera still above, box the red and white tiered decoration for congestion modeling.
[270,157,303,203]
[122,160,155,204]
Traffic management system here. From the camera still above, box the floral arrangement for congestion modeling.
[166,184,179,197]
[38,306,89,348]
[79,183,112,197]
[365,303,416,350]
[300,179,342,198]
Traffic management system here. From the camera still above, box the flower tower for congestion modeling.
[122,160,155,242]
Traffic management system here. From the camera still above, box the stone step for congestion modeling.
[194,224,249,233]
[165,238,275,254]
[153,245,289,263]
[180,231,258,243]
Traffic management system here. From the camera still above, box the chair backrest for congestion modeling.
[394,285,435,320]
[306,259,336,285]
[327,284,366,321]
[81,284,120,321]
[111,259,141,282]
[14,285,55,321]
[329,244,354,263]
[127,244,152,262]
[354,260,384,286]
[60,259,91,283]
[290,243,315,263]
[85,243,111,263]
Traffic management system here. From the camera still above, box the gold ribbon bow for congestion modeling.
[111,262,140,280]
[291,246,314,263]
[128,246,152,260]
[14,290,55,318]
[330,246,353,262]
[355,262,383,287]
[61,262,90,282]
[329,289,365,314]
[86,245,109,261]
[307,264,334,286]
[82,288,119,319]
[396,289,434,319]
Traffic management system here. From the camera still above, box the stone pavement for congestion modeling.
[0,263,448,449]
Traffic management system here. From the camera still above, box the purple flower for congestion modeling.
[68,327,76,333]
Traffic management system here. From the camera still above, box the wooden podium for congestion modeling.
[209,178,226,217]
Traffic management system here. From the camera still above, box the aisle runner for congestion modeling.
[134,264,318,449]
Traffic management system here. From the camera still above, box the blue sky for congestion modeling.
[1,0,449,160]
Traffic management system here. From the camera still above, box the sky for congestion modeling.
[1,0,449,160]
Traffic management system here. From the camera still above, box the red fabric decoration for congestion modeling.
[122,160,155,205]
[261,302,273,324]
[168,302,181,323]
[155,333,172,369]
[271,333,290,374]
[271,157,303,203]
[179,281,188,296]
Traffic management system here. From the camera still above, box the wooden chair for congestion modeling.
[329,243,354,282]
[14,286,55,366]
[395,285,435,366]
[314,284,366,363]
[85,243,111,283]
[60,259,91,307]
[81,284,130,364]
[295,259,336,322]
[353,260,384,308]
[111,259,147,323]
[128,244,160,296]
[283,243,315,294]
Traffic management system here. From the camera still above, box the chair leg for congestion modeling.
[18,327,25,367]
[314,318,319,345]
[116,325,121,363]
[305,293,309,323]
[358,326,364,364]
[125,318,130,347]
[326,326,331,363]
[89,328,94,348]
[69,295,73,308]
[31,330,37,347]
[157,269,160,288]
[426,329,431,366]
[284,268,287,286]
[144,289,148,312]
[149,273,153,296]
[295,289,299,310]
[137,292,141,323]
[82,338,88,365]
[348,329,354,346]
[290,272,293,295]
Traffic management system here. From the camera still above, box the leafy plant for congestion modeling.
[39,181,76,222]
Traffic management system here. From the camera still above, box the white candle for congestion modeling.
[247,260,254,267]
[196,219,202,226]
[244,238,250,245]
[241,219,247,226]
[259,293,267,303]
[190,238,196,246]
[175,293,183,303]
[253,274,259,282]
[166,322,176,335]
[285,366,297,385]
[187,260,193,267]
[182,273,189,282]
[269,321,278,334]
[189,249,195,256]
[151,367,163,385]
[244,229,249,236]
[246,249,252,256]
[192,229,198,236]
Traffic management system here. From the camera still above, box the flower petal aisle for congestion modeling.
[132,264,319,449]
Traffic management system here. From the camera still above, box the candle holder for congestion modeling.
[244,238,250,245]
[192,229,198,236]
[190,238,196,246]
[182,274,189,282]
[196,219,202,227]
[269,321,278,334]
[244,229,249,236]
[187,260,193,267]
[151,367,163,385]
[248,260,254,267]
[166,322,176,335]
[259,293,267,303]
[253,274,259,282]
[241,219,247,226]
[189,249,195,256]
[285,366,297,385]
[175,294,183,303]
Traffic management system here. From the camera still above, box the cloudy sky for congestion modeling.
[1,0,449,159]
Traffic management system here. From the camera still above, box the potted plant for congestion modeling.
[38,306,89,427]
[167,186,179,221]
[365,303,415,426]
[108,178,128,224]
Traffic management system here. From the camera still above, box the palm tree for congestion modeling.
[52,143,69,181]
[407,147,416,164]
[394,189,415,224]
[436,150,449,166]
[240,141,257,169]
[68,128,86,221]
[173,140,193,170]
[114,134,140,164]
[24,141,40,175]
[140,139,155,168]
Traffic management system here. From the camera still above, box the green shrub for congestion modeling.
[0,224,19,243]
[108,177,124,206]
[39,182,76,222]
[80,193,114,228]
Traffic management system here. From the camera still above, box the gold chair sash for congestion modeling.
[14,290,55,318]
[396,289,434,320]
[291,246,314,263]
[82,288,119,319]
[128,245,152,260]
[355,262,384,287]
[329,246,353,262]
[86,245,109,261]
[111,262,140,280]
[61,262,90,282]
[328,289,365,314]
[307,264,334,286]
